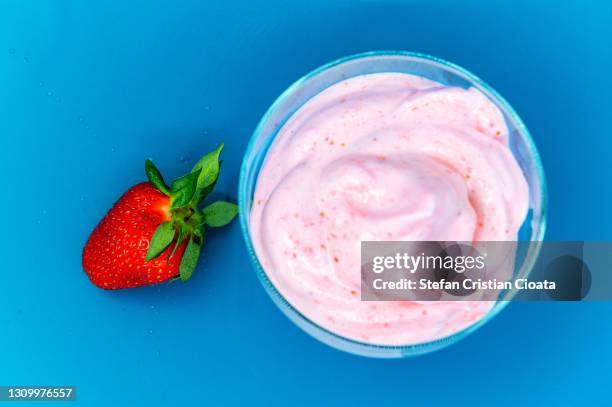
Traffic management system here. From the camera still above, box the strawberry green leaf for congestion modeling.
[192,143,223,198]
[146,221,176,261]
[197,160,223,203]
[203,201,238,227]
[179,236,202,282]
[170,170,200,209]
[169,223,188,259]
[145,159,170,195]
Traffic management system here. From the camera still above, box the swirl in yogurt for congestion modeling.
[249,73,529,345]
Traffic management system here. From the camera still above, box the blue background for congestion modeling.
[1,1,610,405]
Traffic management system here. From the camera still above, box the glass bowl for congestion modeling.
[238,51,547,358]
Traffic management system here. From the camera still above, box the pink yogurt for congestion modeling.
[249,73,529,345]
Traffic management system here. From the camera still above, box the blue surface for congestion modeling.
[1,1,611,405]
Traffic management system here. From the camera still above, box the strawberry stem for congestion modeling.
[143,143,237,282]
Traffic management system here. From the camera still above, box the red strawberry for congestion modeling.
[83,144,238,290]
[83,182,186,289]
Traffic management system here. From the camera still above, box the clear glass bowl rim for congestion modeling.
[238,50,548,356]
